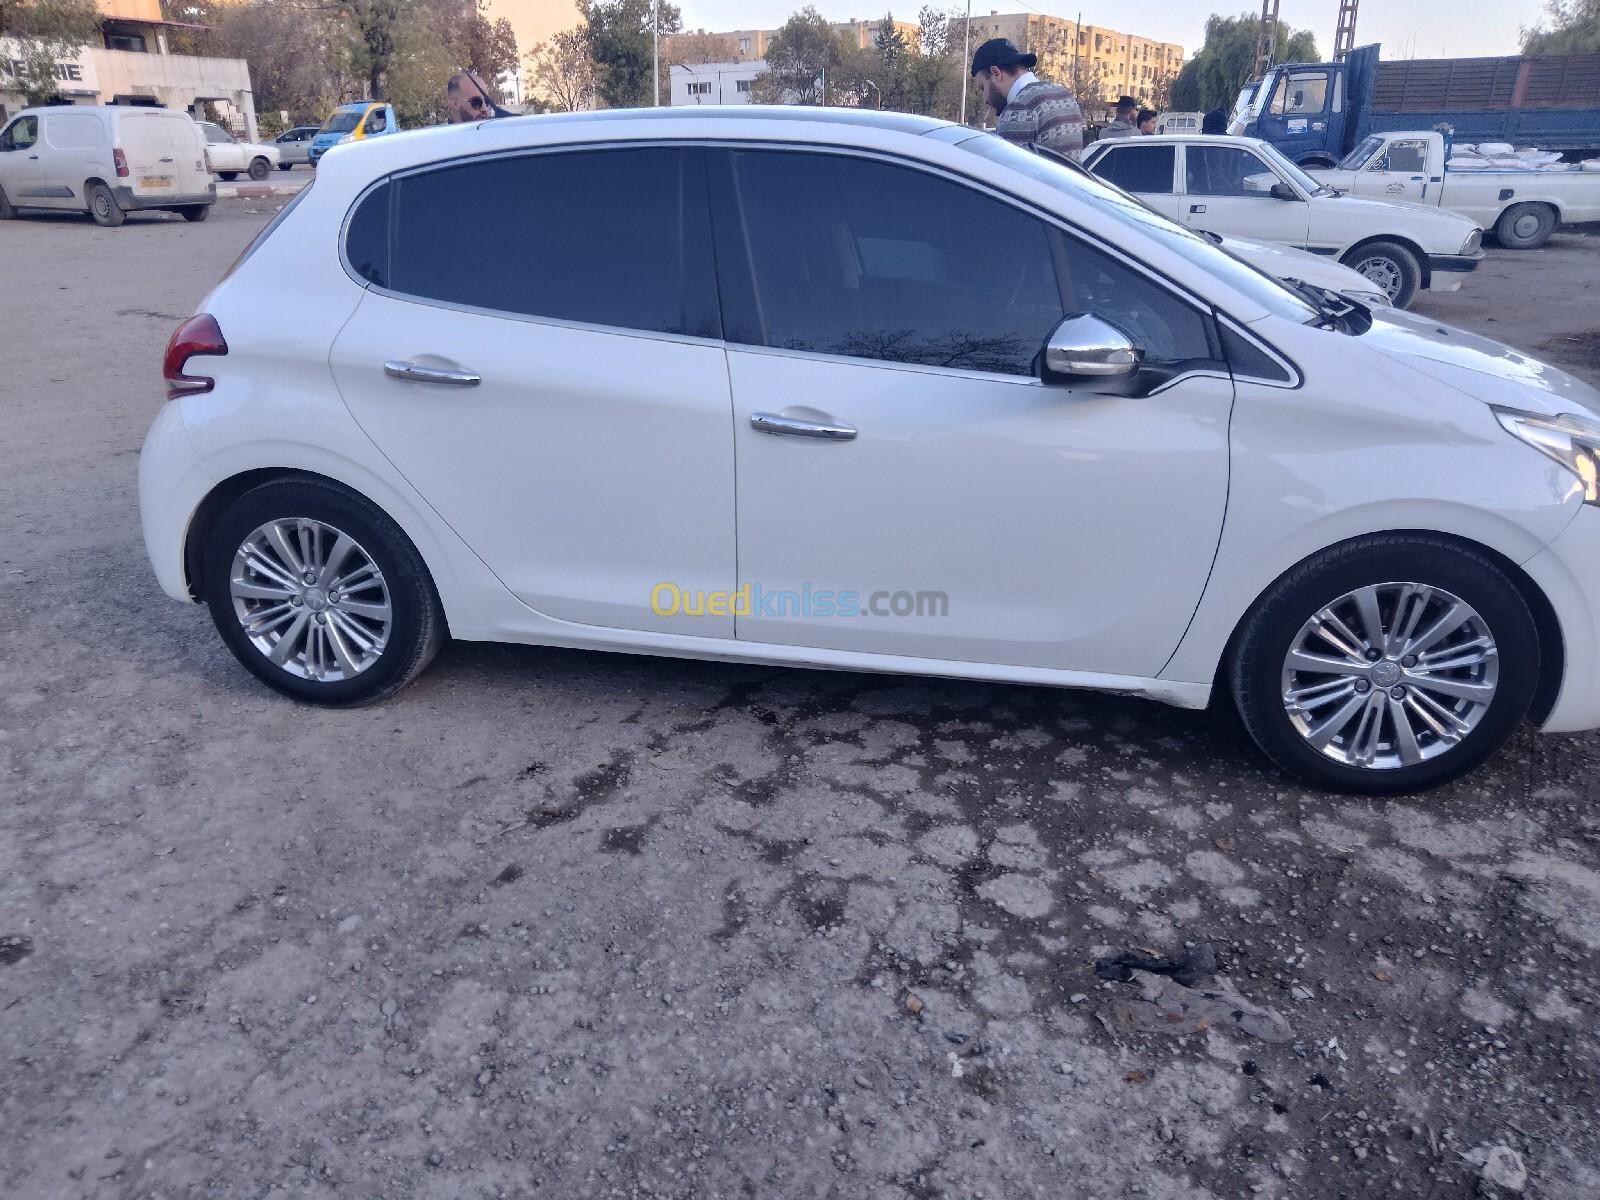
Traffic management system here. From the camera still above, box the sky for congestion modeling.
[677,0,1555,61]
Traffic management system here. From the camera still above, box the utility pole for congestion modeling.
[959,0,972,124]
[1333,0,1360,61]
[1253,0,1280,79]
[652,0,660,106]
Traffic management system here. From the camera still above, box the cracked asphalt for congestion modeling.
[3,204,1600,1199]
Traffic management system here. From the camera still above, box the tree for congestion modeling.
[208,0,355,123]
[664,30,736,64]
[0,0,101,104]
[459,0,518,80]
[1149,69,1175,111]
[583,0,681,109]
[1169,12,1318,113]
[528,26,596,112]
[752,7,847,105]
[1524,0,1600,52]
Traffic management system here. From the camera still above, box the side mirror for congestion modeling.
[1270,181,1300,201]
[1042,314,1143,383]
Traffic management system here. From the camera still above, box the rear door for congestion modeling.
[330,144,737,637]
[1084,140,1183,221]
[117,112,195,201]
[1180,143,1312,248]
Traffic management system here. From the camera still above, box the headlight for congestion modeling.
[1462,229,1483,255]
[1496,408,1600,504]
[337,133,353,144]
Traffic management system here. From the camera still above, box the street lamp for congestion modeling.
[865,78,882,108]
[959,0,972,125]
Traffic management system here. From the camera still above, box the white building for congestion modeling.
[1,0,257,140]
[670,61,767,107]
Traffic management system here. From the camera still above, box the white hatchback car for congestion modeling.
[141,109,1600,794]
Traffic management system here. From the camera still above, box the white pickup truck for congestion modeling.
[1307,130,1600,249]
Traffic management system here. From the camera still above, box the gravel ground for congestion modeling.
[3,205,1600,1199]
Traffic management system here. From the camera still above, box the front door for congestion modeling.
[709,148,1233,678]
[0,116,43,205]
[329,145,737,637]
[1180,143,1312,249]
[1350,136,1432,204]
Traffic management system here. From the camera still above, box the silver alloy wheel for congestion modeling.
[1352,255,1404,302]
[1280,582,1499,770]
[229,518,392,681]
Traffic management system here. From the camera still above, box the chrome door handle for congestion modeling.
[384,359,480,386]
[750,412,857,441]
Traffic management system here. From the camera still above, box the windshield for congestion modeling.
[956,134,1317,323]
[1254,141,1336,195]
[320,110,364,135]
[1228,83,1260,133]
[1339,135,1385,172]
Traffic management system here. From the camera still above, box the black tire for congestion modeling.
[203,478,447,705]
[218,171,238,181]
[1495,202,1557,250]
[247,157,271,181]
[1229,535,1539,795]
[277,162,293,171]
[179,204,210,222]
[1341,240,1421,309]
[0,184,15,219]
[87,182,125,227]
[1298,155,1337,169]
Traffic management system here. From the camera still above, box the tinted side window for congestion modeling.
[353,147,718,338]
[1058,234,1215,368]
[718,150,1064,376]
[1091,144,1175,194]
[1,116,38,151]
[1186,146,1277,198]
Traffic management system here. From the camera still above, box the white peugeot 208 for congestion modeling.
[140,108,1600,794]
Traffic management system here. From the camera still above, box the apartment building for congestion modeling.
[670,60,769,106]
[0,0,257,136]
[711,17,922,62]
[957,11,1182,104]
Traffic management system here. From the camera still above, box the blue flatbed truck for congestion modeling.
[1233,44,1600,167]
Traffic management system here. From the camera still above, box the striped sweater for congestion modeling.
[995,79,1084,157]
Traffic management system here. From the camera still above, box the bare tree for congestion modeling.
[528,27,597,113]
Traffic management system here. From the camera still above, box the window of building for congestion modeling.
[1090,143,1176,194]
[739,37,751,51]
[105,33,146,52]
[735,79,752,93]
[346,146,719,339]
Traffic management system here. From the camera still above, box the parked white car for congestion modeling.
[1082,133,1485,307]
[1307,130,1600,249]
[1214,232,1392,308]
[198,121,278,181]
[142,108,1600,794]
[0,105,214,226]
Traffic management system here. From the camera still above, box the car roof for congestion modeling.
[498,106,948,137]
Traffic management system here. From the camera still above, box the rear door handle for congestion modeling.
[750,412,857,441]
[384,359,480,386]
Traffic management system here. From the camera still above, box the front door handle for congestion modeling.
[384,359,480,386]
[1190,203,1206,214]
[750,412,857,441]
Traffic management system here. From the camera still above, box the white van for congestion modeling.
[1156,111,1205,135]
[0,105,215,227]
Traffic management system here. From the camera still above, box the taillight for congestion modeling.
[164,314,228,399]
[113,148,129,178]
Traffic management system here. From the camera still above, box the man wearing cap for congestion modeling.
[970,38,1083,158]
[1097,95,1141,141]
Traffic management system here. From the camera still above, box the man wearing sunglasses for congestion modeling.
[447,70,518,123]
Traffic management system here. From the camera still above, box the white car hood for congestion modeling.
[1363,308,1600,420]
[1321,191,1480,237]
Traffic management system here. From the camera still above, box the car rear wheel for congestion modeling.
[204,479,446,705]
[1342,241,1421,309]
[248,157,271,181]
[277,162,293,171]
[179,204,209,222]
[1495,203,1557,250]
[87,183,125,228]
[1229,535,1538,794]
[218,171,238,181]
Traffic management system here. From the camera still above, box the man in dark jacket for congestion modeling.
[970,38,1083,157]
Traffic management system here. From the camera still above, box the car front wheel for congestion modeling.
[1342,240,1421,309]
[204,479,446,705]
[1230,535,1539,794]
[248,157,271,181]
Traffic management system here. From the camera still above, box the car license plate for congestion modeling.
[141,175,174,189]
